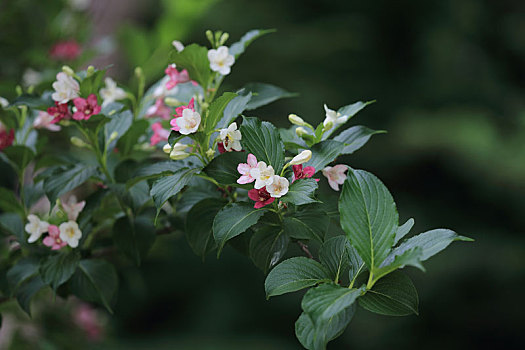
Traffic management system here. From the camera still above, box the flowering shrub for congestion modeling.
[0,29,472,349]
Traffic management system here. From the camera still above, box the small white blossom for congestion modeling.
[59,221,82,248]
[266,175,289,198]
[250,162,275,189]
[175,108,201,135]
[207,46,235,75]
[289,150,312,165]
[25,214,50,243]
[323,104,349,127]
[219,122,242,152]
[322,165,348,191]
[99,77,127,107]
[52,72,79,103]
[172,40,185,52]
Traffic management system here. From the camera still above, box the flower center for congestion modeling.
[66,227,75,238]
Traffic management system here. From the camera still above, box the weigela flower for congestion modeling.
[25,214,50,243]
[47,101,72,123]
[248,187,275,209]
[219,122,242,152]
[251,161,275,189]
[289,150,312,165]
[62,195,86,221]
[49,40,81,61]
[72,94,101,120]
[0,122,15,151]
[0,96,8,108]
[237,153,258,184]
[150,122,170,146]
[34,111,61,131]
[73,302,104,341]
[266,175,289,198]
[43,225,67,250]
[165,64,191,90]
[59,220,82,248]
[22,68,42,87]
[173,108,201,135]
[322,164,348,191]
[217,142,226,154]
[292,164,318,183]
[100,77,127,107]
[208,46,235,75]
[170,98,195,132]
[146,98,172,120]
[323,104,349,127]
[52,72,80,103]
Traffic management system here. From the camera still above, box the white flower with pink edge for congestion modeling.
[266,175,289,198]
[237,153,258,184]
[52,72,79,103]
[250,161,275,189]
[175,108,201,135]
[322,165,348,191]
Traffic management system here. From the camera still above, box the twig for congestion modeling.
[297,241,313,259]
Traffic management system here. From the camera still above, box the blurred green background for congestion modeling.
[1,0,524,348]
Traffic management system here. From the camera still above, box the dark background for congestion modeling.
[1,0,524,349]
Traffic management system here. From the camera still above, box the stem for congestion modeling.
[348,263,365,289]
[366,270,376,290]
[297,241,313,259]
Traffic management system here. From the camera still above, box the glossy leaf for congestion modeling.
[16,275,46,316]
[204,92,237,132]
[40,252,80,290]
[203,150,247,185]
[7,257,40,294]
[43,165,97,205]
[127,160,191,188]
[0,187,25,216]
[333,125,386,155]
[104,110,133,151]
[241,82,297,110]
[150,167,200,210]
[302,284,363,323]
[249,224,288,273]
[170,43,211,87]
[229,29,275,58]
[395,218,415,245]
[265,257,331,297]
[2,145,35,172]
[319,236,350,281]
[304,140,345,173]
[283,205,330,242]
[185,198,226,258]
[281,178,319,206]
[116,119,149,156]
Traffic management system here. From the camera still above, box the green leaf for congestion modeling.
[113,216,156,265]
[0,213,25,245]
[283,204,330,242]
[395,218,415,245]
[240,116,285,173]
[80,69,106,96]
[281,178,319,206]
[359,271,418,316]
[213,202,266,255]
[347,244,365,284]
[374,247,425,281]
[40,252,80,290]
[319,236,350,281]
[339,169,398,272]
[116,119,149,156]
[204,92,237,132]
[304,140,345,173]
[265,257,331,297]
[44,165,97,205]
[215,93,253,130]
[249,225,288,273]
[2,145,35,172]
[333,125,386,155]
[170,43,211,87]
[240,82,297,110]
[390,228,473,262]
[229,29,275,58]
[10,93,53,109]
[104,110,133,152]
[128,160,190,188]
[7,257,40,295]
[295,305,355,350]
[150,167,200,210]
[70,259,118,313]
[16,275,46,316]
[0,187,25,216]
[185,198,226,258]
[302,284,363,323]
[203,151,247,185]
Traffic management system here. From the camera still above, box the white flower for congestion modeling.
[207,46,235,75]
[250,161,275,189]
[290,150,312,165]
[322,165,348,191]
[323,104,349,127]
[62,195,86,221]
[25,214,50,243]
[99,77,127,107]
[59,221,82,248]
[22,68,42,87]
[219,122,242,152]
[33,111,61,131]
[266,175,289,198]
[175,108,201,135]
[170,143,190,160]
[52,72,79,103]
[172,40,185,52]
[0,97,8,108]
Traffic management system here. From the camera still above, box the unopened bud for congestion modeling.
[15,85,23,96]
[108,131,118,143]
[323,121,334,131]
[134,67,144,79]
[289,150,312,165]
[295,127,308,137]
[70,136,87,148]
[219,32,229,45]
[164,97,182,107]
[289,114,306,126]
[206,30,214,45]
[86,65,95,77]
[62,65,75,76]
[163,143,172,154]
[206,148,215,158]
[172,40,184,52]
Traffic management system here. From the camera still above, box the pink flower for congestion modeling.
[47,102,71,123]
[237,153,258,184]
[0,122,14,151]
[145,98,171,120]
[49,40,81,61]
[150,122,170,146]
[73,303,104,341]
[292,164,318,183]
[34,111,61,131]
[322,165,348,191]
[248,187,275,209]
[217,142,226,154]
[72,94,101,121]
[170,98,195,132]
[42,225,67,250]
[165,64,192,90]
[62,195,86,221]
